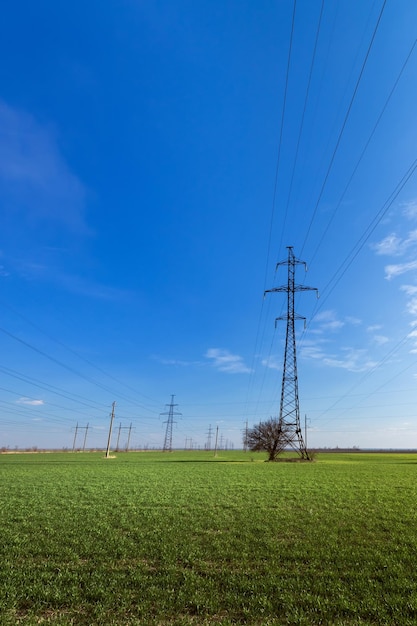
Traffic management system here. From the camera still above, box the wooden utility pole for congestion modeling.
[214,425,219,457]
[72,422,79,452]
[126,423,132,451]
[105,402,116,458]
[116,423,122,452]
[305,414,308,452]
[82,423,89,452]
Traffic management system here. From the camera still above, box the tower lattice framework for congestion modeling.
[265,246,317,459]
[161,395,181,452]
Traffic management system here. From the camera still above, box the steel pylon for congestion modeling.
[265,247,318,459]
[161,395,182,452]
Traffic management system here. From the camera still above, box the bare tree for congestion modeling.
[243,418,287,462]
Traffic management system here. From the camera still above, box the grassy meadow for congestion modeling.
[1,450,417,625]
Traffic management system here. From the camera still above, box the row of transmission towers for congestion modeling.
[73,252,314,458]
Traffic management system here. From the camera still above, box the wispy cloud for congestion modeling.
[372,233,403,256]
[373,206,417,330]
[321,348,377,373]
[261,355,281,371]
[400,285,417,316]
[300,340,328,361]
[384,260,417,280]
[366,324,389,346]
[8,257,131,300]
[402,200,417,220]
[301,338,378,372]
[0,100,87,232]
[314,310,345,332]
[16,397,44,406]
[153,355,203,367]
[205,348,251,374]
[371,335,389,346]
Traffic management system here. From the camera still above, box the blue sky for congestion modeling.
[1,1,417,451]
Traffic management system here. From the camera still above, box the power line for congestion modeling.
[0,298,159,406]
[300,0,387,256]
[308,36,417,268]
[280,0,325,254]
[0,325,159,411]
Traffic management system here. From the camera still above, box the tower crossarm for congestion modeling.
[264,285,318,296]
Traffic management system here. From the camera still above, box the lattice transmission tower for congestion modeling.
[265,246,318,460]
[161,395,182,452]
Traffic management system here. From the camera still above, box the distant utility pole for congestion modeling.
[72,423,79,452]
[214,425,219,457]
[116,423,122,452]
[161,395,182,452]
[82,423,89,452]
[243,420,248,452]
[115,423,132,452]
[206,424,213,450]
[126,423,133,451]
[105,401,116,458]
[264,246,318,460]
[72,423,89,452]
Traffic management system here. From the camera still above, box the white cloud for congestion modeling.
[205,348,251,374]
[314,310,345,332]
[300,340,327,361]
[384,260,417,280]
[16,397,44,406]
[9,259,131,300]
[397,286,417,316]
[0,100,87,232]
[372,335,389,346]
[402,200,417,219]
[301,337,378,372]
[345,316,362,326]
[372,225,417,258]
[366,325,389,345]
[400,284,417,296]
[321,348,377,373]
[153,355,203,367]
[372,233,403,256]
[405,297,417,316]
[261,356,281,370]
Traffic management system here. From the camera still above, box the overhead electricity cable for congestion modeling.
[0,299,159,407]
[343,355,417,419]
[309,36,417,268]
[251,326,278,422]
[313,332,411,425]
[0,384,93,421]
[306,153,417,321]
[250,2,386,429]
[0,325,157,411]
[300,0,387,256]
[0,364,108,410]
[264,0,297,281]
[295,156,417,424]
[244,0,297,425]
[0,400,78,426]
[280,0,325,252]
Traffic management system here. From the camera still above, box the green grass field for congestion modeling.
[1,450,417,625]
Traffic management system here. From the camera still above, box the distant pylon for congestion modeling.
[161,395,182,452]
[265,246,318,460]
[206,424,213,450]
